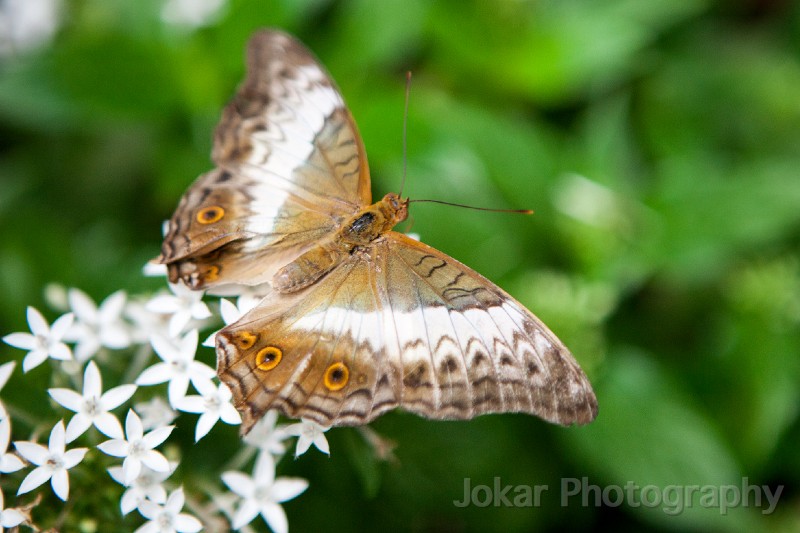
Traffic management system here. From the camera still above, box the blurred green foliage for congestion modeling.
[1,0,799,531]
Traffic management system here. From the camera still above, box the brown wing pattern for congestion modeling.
[159,30,371,290]
[217,233,597,431]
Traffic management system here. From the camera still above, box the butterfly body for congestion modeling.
[273,193,408,293]
[159,29,598,432]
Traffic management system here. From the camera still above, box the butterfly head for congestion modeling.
[381,192,409,226]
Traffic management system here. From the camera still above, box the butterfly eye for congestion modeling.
[324,362,349,391]
[255,346,282,371]
[196,206,225,224]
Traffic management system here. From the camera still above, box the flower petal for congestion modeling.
[51,468,70,501]
[140,450,170,473]
[50,312,75,340]
[22,349,49,373]
[194,412,218,441]
[65,415,92,443]
[219,403,242,425]
[0,361,16,390]
[48,388,84,412]
[125,410,144,440]
[83,361,102,396]
[221,472,255,498]
[0,453,24,473]
[136,497,161,520]
[72,338,98,362]
[174,513,203,533]
[97,439,129,457]
[14,441,49,464]
[0,417,10,450]
[62,448,88,469]
[107,465,125,485]
[272,478,309,503]
[142,425,174,449]
[17,465,53,495]
[26,306,49,335]
[48,421,67,454]
[0,507,25,528]
[100,324,131,349]
[231,498,260,530]
[260,501,289,533]
[150,335,178,362]
[165,487,185,513]
[2,332,36,350]
[49,342,73,361]
[136,363,171,386]
[68,289,98,323]
[133,522,160,533]
[100,290,127,320]
[146,294,182,314]
[101,384,137,410]
[174,396,205,414]
[94,413,125,439]
[120,489,139,515]
[123,457,143,485]
[254,451,276,485]
[168,311,191,337]
[167,375,190,406]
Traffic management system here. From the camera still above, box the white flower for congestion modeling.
[222,452,308,532]
[284,418,330,457]
[135,397,178,431]
[2,306,73,372]
[0,415,23,474]
[135,487,202,533]
[161,0,227,29]
[97,410,174,485]
[0,487,25,530]
[174,380,240,441]
[136,330,216,406]
[243,410,290,457]
[202,298,256,347]
[146,283,211,337]
[109,462,177,516]
[48,360,136,442]
[0,0,61,56]
[64,289,131,361]
[125,298,171,345]
[15,420,88,501]
[43,282,69,312]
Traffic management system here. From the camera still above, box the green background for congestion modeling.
[1,0,799,531]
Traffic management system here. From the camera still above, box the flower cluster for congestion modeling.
[1,274,331,532]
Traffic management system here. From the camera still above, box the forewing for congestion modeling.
[159,30,371,289]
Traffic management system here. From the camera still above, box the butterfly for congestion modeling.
[158,29,598,433]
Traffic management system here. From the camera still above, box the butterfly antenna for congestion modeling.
[398,71,412,199]
[409,198,534,215]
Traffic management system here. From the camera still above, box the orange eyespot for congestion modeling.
[196,206,225,224]
[234,331,257,350]
[255,346,282,371]
[203,265,220,282]
[324,362,349,391]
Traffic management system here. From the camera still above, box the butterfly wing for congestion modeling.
[217,232,597,431]
[159,30,371,289]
